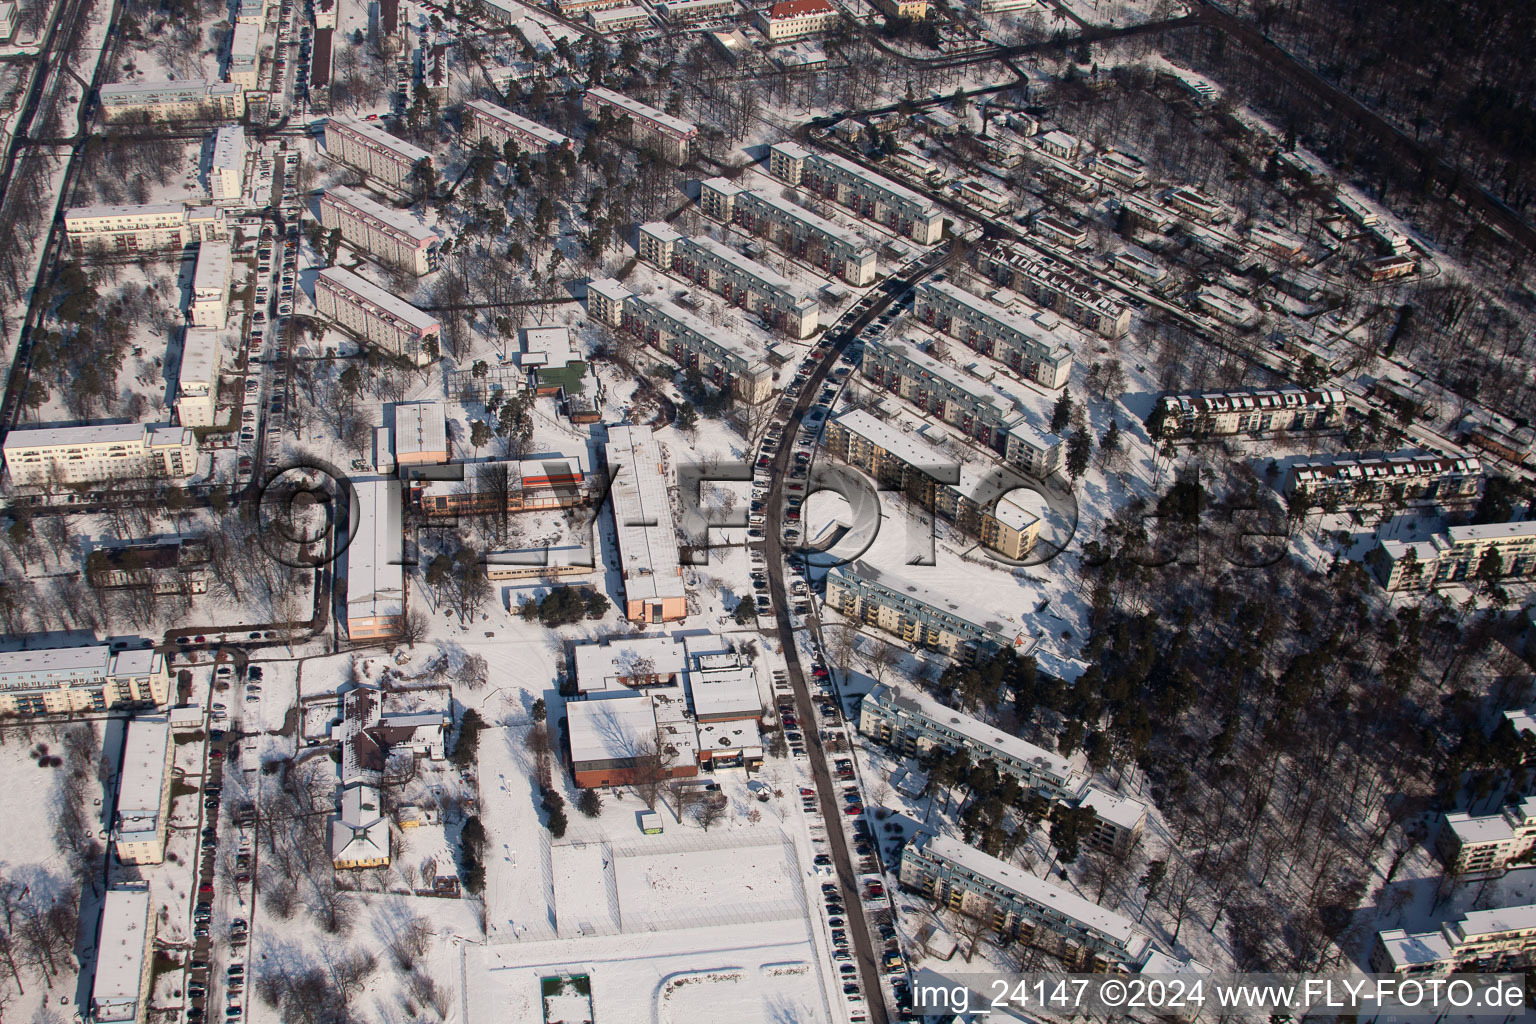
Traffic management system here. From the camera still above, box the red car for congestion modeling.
[845,805,863,815]
[799,787,815,796]
[199,882,214,894]
[210,750,225,760]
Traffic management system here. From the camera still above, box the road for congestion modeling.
[760,245,954,1024]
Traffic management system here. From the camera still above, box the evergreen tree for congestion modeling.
[1050,390,1074,434]
[1066,429,1093,481]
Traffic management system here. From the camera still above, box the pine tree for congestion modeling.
[1098,419,1121,469]
[1050,390,1074,434]
[1066,429,1092,481]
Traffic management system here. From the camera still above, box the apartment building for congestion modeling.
[756,0,838,38]
[585,279,774,403]
[915,280,1073,389]
[827,560,1025,661]
[235,0,267,24]
[175,327,223,427]
[1037,130,1079,161]
[3,422,198,487]
[582,86,698,164]
[99,79,245,121]
[1095,149,1147,188]
[1165,186,1225,223]
[90,887,154,1024]
[189,240,230,327]
[1283,454,1482,509]
[113,716,172,864]
[826,410,1043,559]
[228,21,261,89]
[1149,386,1347,440]
[605,425,687,622]
[555,0,628,14]
[1369,520,1536,592]
[0,643,168,716]
[86,538,210,594]
[1037,162,1101,200]
[977,243,1131,339]
[347,478,404,640]
[700,177,877,285]
[209,125,245,205]
[901,833,1150,970]
[768,142,944,244]
[463,98,573,155]
[314,266,441,363]
[957,179,1013,215]
[1434,797,1536,875]
[1374,904,1536,975]
[589,5,649,29]
[64,203,227,256]
[1033,214,1087,248]
[861,335,1064,476]
[870,0,929,18]
[638,222,820,338]
[659,0,737,20]
[318,185,440,275]
[323,117,433,191]
[418,454,588,515]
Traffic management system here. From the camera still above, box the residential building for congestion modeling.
[0,643,168,716]
[317,185,440,275]
[189,240,230,327]
[567,690,699,786]
[862,334,1064,474]
[915,280,1073,389]
[700,177,877,285]
[418,454,587,515]
[589,4,649,29]
[1373,904,1536,975]
[977,243,1131,338]
[1283,454,1482,509]
[1148,386,1347,440]
[346,478,404,640]
[825,409,1043,558]
[1120,194,1174,233]
[583,86,698,164]
[870,0,928,18]
[175,327,223,427]
[323,117,432,191]
[555,0,628,14]
[1369,520,1536,593]
[463,98,573,155]
[1249,222,1305,260]
[1165,186,1225,223]
[86,538,211,594]
[393,400,448,465]
[1110,250,1167,288]
[605,425,688,623]
[235,0,267,24]
[768,142,943,244]
[827,561,1027,661]
[900,833,1150,970]
[1095,149,1147,188]
[227,21,261,89]
[1033,214,1087,249]
[585,279,774,403]
[0,2,16,40]
[209,125,245,205]
[1434,797,1536,875]
[1037,130,1079,160]
[98,79,245,121]
[3,423,198,487]
[113,716,172,864]
[638,222,820,338]
[314,266,441,363]
[756,0,838,39]
[957,179,1013,215]
[90,887,154,1024]
[64,202,227,256]
[659,0,737,20]
[1362,254,1417,282]
[330,784,391,868]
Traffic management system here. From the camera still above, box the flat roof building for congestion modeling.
[418,453,587,516]
[638,222,820,339]
[0,643,168,716]
[573,634,687,697]
[660,0,737,20]
[977,242,1130,339]
[175,327,223,428]
[315,266,441,363]
[318,185,440,275]
[463,98,573,155]
[346,478,405,640]
[583,86,698,164]
[1369,519,1536,593]
[567,690,700,787]
[209,125,246,206]
[700,177,877,286]
[65,202,227,256]
[1373,902,1536,975]
[189,239,231,328]
[90,887,154,1024]
[769,142,943,244]
[916,280,1073,390]
[99,79,245,121]
[323,117,432,191]
[228,21,261,89]
[589,4,649,30]
[114,716,172,865]
[828,561,1028,661]
[605,425,687,623]
[393,400,448,465]
[3,422,198,487]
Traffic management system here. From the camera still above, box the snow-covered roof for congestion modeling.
[573,634,686,695]
[91,887,152,1023]
[179,329,221,391]
[347,477,404,622]
[585,86,697,139]
[605,424,684,602]
[1452,904,1536,942]
[114,717,168,844]
[393,400,447,460]
[864,681,1072,784]
[1077,785,1147,832]
[317,266,439,333]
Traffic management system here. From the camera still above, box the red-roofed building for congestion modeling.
[756,0,838,38]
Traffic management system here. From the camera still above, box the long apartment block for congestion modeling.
[915,280,1073,390]
[318,185,440,275]
[113,716,172,864]
[99,79,246,121]
[827,560,1026,661]
[463,98,573,155]
[3,423,198,487]
[700,177,876,286]
[582,86,697,163]
[1370,519,1536,592]
[586,278,773,403]
[65,203,227,256]
[1283,453,1482,509]
[323,117,433,191]
[769,141,944,244]
[314,266,441,363]
[638,222,819,338]
[825,410,1042,560]
[978,242,1131,338]
[1150,386,1347,440]
[605,425,687,623]
[1374,903,1536,975]
[1434,797,1536,876]
[861,682,1147,853]
[862,334,1063,477]
[901,833,1150,970]
[0,642,168,716]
